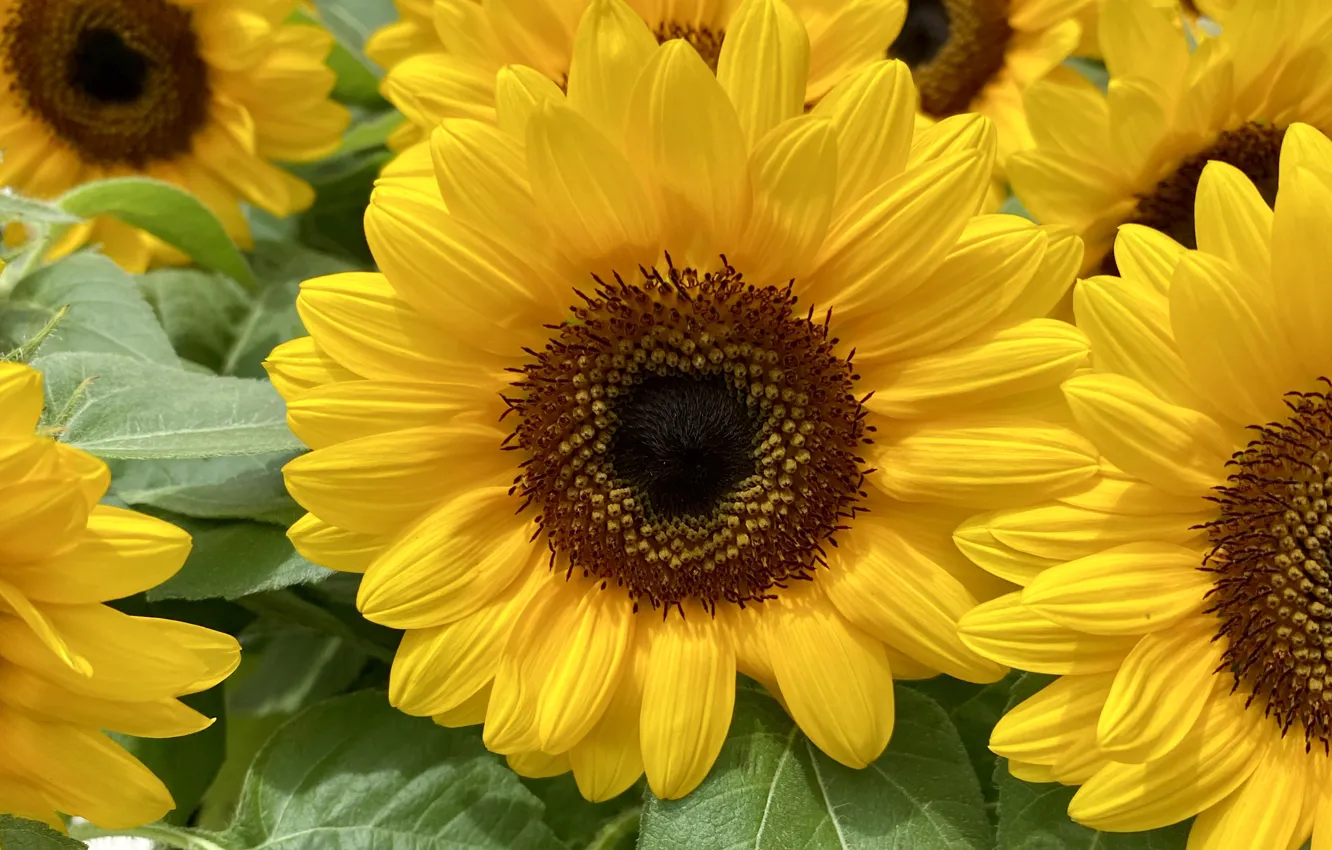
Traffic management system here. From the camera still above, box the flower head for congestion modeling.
[959,122,1332,848]
[273,0,1091,801]
[0,362,240,828]
[0,0,350,270]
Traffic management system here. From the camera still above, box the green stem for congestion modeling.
[585,807,642,850]
[69,821,230,850]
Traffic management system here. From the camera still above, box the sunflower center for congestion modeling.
[654,22,725,72]
[508,259,871,611]
[2,0,211,167]
[610,375,763,519]
[889,0,1012,118]
[1102,122,1286,275]
[1202,381,1332,747]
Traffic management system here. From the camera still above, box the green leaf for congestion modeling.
[521,774,642,849]
[0,191,81,226]
[999,193,1036,222]
[0,253,178,364]
[311,0,399,76]
[292,149,392,266]
[993,674,1190,850]
[137,268,252,371]
[147,518,332,601]
[1063,57,1109,93]
[216,691,566,849]
[907,673,1018,808]
[112,685,227,826]
[110,453,302,525]
[56,178,255,287]
[638,682,992,850]
[34,351,303,459]
[0,816,85,849]
[227,624,368,717]
[337,108,403,155]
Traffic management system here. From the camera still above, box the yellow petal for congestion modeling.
[537,582,635,753]
[958,592,1138,674]
[283,424,510,536]
[812,60,918,215]
[1069,692,1268,831]
[4,505,190,604]
[287,513,390,574]
[381,54,496,127]
[804,0,906,102]
[1061,373,1231,497]
[981,502,1209,561]
[825,521,1004,683]
[526,102,660,272]
[953,515,1062,586]
[1169,253,1305,426]
[1006,759,1059,783]
[992,224,1083,326]
[507,750,571,778]
[365,190,554,355]
[0,710,173,830]
[295,273,464,383]
[847,215,1044,363]
[0,362,42,436]
[871,420,1099,509]
[1186,734,1310,850]
[732,116,837,286]
[1097,615,1224,763]
[495,64,565,141]
[430,119,544,253]
[906,112,995,170]
[767,586,895,769]
[1271,162,1332,377]
[1111,223,1185,295]
[434,683,492,728]
[1055,474,1201,516]
[1021,542,1211,635]
[570,626,648,802]
[863,319,1089,419]
[0,476,90,562]
[639,603,735,799]
[389,568,543,716]
[286,379,492,450]
[811,150,989,321]
[0,665,211,738]
[566,0,658,142]
[358,486,537,629]
[263,336,360,399]
[1071,275,1210,414]
[990,672,1115,764]
[717,0,810,147]
[0,577,89,675]
[623,40,751,262]
[1194,161,1272,287]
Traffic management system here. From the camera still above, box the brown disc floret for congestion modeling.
[888,0,1013,118]
[506,259,873,613]
[3,0,210,167]
[1201,380,1332,749]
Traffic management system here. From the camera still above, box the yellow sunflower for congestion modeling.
[0,361,241,829]
[271,0,1096,802]
[1071,0,1200,58]
[886,0,1087,178]
[957,122,1332,847]
[0,0,350,272]
[1011,0,1332,274]
[366,0,908,150]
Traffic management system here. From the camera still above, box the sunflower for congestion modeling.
[1070,0,1201,58]
[1011,0,1332,274]
[271,0,1095,801]
[0,0,350,272]
[365,0,909,150]
[0,361,241,829]
[885,0,1088,188]
[957,122,1332,847]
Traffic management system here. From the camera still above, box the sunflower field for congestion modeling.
[0,0,1328,848]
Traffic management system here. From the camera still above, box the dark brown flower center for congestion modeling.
[1100,122,1285,275]
[889,0,1012,118]
[3,0,211,167]
[654,21,725,73]
[507,259,872,612]
[1202,381,1332,748]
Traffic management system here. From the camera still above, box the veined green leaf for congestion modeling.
[57,178,255,287]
